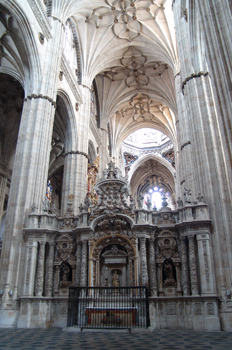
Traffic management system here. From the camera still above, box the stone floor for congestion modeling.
[0,328,231,350]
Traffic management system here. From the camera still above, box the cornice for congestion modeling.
[27,0,52,40]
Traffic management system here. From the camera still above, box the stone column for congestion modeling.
[75,242,81,286]
[0,18,65,306]
[23,241,38,296]
[158,263,163,296]
[188,235,199,295]
[62,85,91,213]
[196,232,215,295]
[148,238,157,296]
[173,0,231,298]
[80,241,88,287]
[140,238,148,286]
[35,241,46,296]
[129,259,133,286]
[45,242,55,297]
[54,266,59,296]
[176,263,182,296]
[180,236,190,295]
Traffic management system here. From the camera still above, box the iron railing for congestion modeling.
[67,286,149,329]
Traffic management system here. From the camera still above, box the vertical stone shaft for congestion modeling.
[148,238,157,296]
[0,19,65,299]
[75,242,81,286]
[140,238,148,286]
[35,241,46,296]
[80,241,88,287]
[23,241,38,296]
[45,242,55,297]
[196,232,215,294]
[180,236,190,295]
[188,235,199,295]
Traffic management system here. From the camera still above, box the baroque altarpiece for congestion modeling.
[18,162,220,330]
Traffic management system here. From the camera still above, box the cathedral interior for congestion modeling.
[0,0,231,331]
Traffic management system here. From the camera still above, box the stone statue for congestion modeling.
[60,263,71,287]
[112,270,119,287]
[137,194,144,209]
[184,187,192,204]
[177,197,183,207]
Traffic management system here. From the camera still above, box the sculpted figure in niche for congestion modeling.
[163,260,176,286]
[112,270,120,287]
[60,262,71,286]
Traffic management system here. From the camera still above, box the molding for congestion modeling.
[24,94,56,107]
[27,0,52,40]
[50,16,65,30]
[182,72,210,94]
[64,150,89,162]
[89,118,102,147]
[61,55,82,104]
[181,141,191,151]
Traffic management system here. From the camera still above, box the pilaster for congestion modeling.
[139,237,148,286]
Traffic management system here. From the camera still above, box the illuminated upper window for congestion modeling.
[144,186,169,210]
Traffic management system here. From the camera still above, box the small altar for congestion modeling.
[86,307,137,328]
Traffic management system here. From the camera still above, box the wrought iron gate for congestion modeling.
[67,287,149,329]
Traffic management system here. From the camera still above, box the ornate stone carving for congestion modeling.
[80,241,88,287]
[193,302,202,315]
[75,242,82,286]
[55,234,76,264]
[207,302,214,315]
[148,237,157,295]
[25,247,32,294]
[140,237,148,286]
[90,161,134,220]
[35,241,46,296]
[166,303,176,315]
[180,236,190,295]
[27,0,52,40]
[156,231,180,260]
[203,241,210,287]
[84,2,165,41]
[45,242,55,296]
[162,148,175,168]
[32,302,39,315]
[188,235,199,295]
[96,215,128,238]
[92,235,135,261]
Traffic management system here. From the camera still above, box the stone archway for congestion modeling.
[89,234,137,287]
